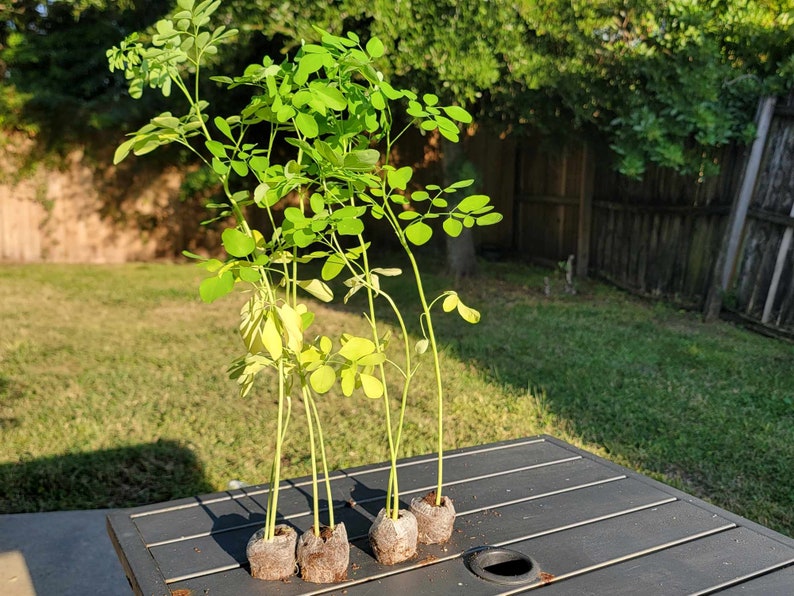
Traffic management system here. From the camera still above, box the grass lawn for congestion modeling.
[1,258,792,538]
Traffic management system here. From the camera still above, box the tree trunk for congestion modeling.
[441,135,478,279]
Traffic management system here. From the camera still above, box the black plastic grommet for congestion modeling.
[464,547,539,585]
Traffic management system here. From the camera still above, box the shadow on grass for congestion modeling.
[0,439,213,513]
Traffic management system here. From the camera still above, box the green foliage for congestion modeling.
[508,0,794,177]
[339,0,794,177]
[5,0,792,179]
[108,0,501,533]
[0,0,173,139]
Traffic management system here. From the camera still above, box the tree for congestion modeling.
[4,0,792,272]
[0,0,172,139]
[504,0,794,178]
[236,0,793,271]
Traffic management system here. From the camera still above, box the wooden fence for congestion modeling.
[501,92,794,336]
[2,94,793,335]
[729,93,794,330]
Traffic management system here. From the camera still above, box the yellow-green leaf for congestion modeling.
[315,338,331,358]
[297,278,333,302]
[113,138,135,165]
[277,303,304,352]
[262,314,283,360]
[338,336,375,361]
[457,301,481,324]
[340,368,356,396]
[310,365,336,393]
[442,293,459,312]
[359,373,383,399]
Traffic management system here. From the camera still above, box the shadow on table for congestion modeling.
[205,476,389,567]
[0,439,213,513]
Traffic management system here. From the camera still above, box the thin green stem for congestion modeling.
[306,386,335,530]
[358,242,402,518]
[301,384,320,536]
[381,198,446,506]
[266,358,288,540]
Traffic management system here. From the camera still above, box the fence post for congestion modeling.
[576,142,594,278]
[703,96,777,321]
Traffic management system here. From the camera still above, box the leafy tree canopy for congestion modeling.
[0,0,171,138]
[2,0,792,176]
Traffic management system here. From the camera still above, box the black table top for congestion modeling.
[107,435,794,595]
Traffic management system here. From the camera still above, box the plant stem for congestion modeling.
[306,387,335,530]
[301,384,320,536]
[382,198,446,506]
[266,358,288,540]
[350,235,399,518]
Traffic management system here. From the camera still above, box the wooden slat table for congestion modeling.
[107,435,794,595]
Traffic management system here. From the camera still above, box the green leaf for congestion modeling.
[360,373,383,399]
[310,365,336,393]
[238,266,261,283]
[340,368,356,396]
[295,52,326,85]
[113,139,135,165]
[211,158,228,176]
[293,228,316,247]
[404,221,433,246]
[214,116,234,141]
[230,160,248,177]
[336,217,365,236]
[297,279,334,302]
[152,115,180,129]
[358,352,386,367]
[476,212,503,226]
[262,314,283,360]
[387,166,413,191]
[457,194,492,213]
[283,206,308,224]
[443,218,463,237]
[321,253,346,280]
[222,228,255,257]
[457,301,481,324]
[438,126,459,142]
[310,82,347,111]
[344,149,380,171]
[199,271,234,303]
[406,101,427,118]
[442,293,459,312]
[371,91,386,111]
[205,140,227,159]
[423,93,439,106]
[366,37,384,58]
[319,336,333,355]
[415,339,429,354]
[442,105,472,124]
[276,104,296,122]
[314,141,343,167]
[295,112,319,138]
[378,81,404,100]
[370,267,402,277]
[309,192,327,214]
[448,178,475,190]
[339,336,376,361]
[181,250,206,261]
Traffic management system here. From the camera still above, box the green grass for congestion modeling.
[1,260,792,539]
